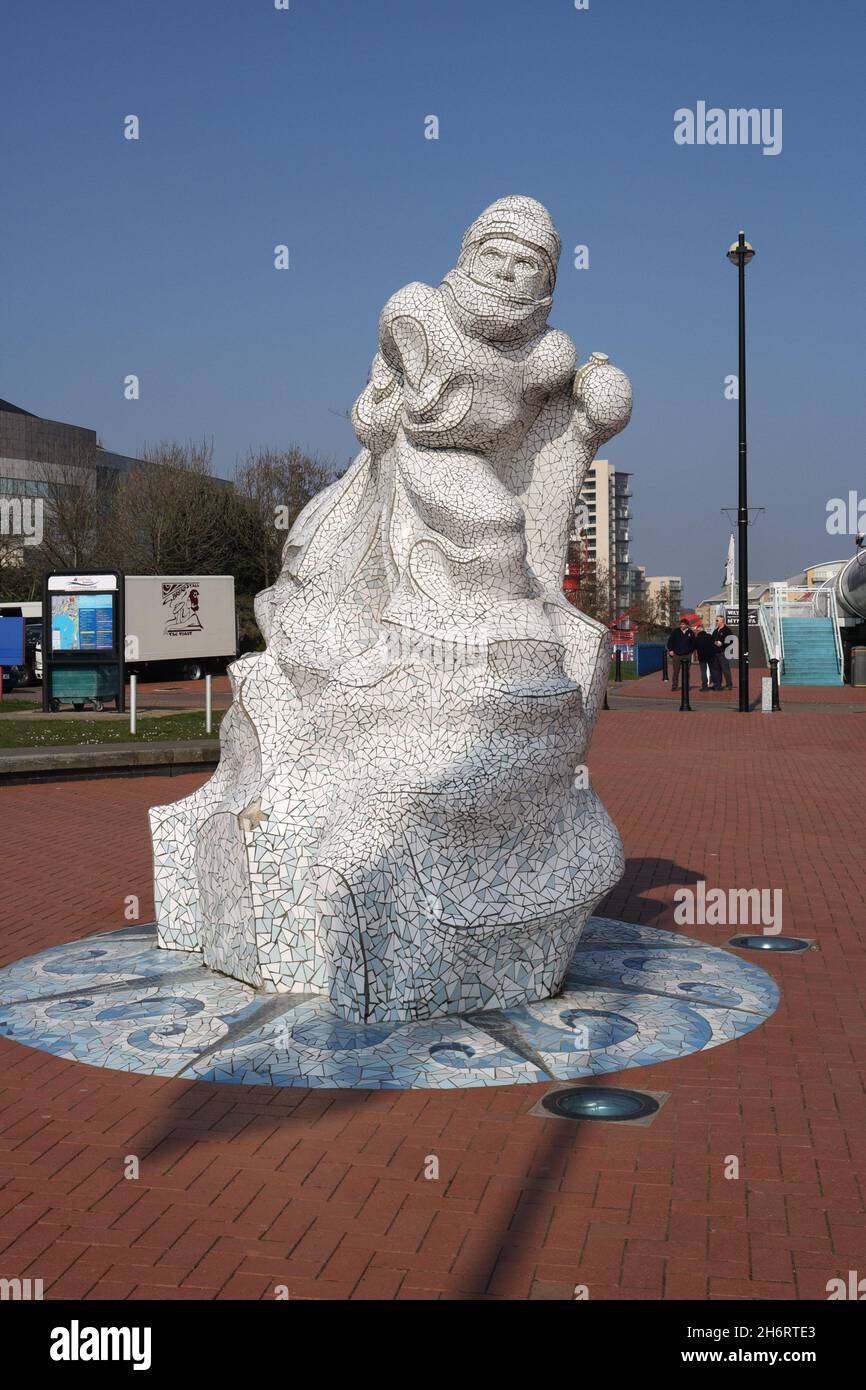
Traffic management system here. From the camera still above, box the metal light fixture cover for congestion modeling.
[727,234,756,266]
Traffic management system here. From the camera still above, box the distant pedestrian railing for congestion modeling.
[758,601,781,665]
[813,576,835,619]
[777,598,818,617]
[814,580,845,677]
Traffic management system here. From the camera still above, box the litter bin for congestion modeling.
[852,646,866,687]
[49,665,121,711]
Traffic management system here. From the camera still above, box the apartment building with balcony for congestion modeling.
[571,458,633,613]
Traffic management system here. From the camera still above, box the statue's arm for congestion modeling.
[378,282,439,386]
[523,328,577,404]
[353,283,441,453]
[514,353,632,598]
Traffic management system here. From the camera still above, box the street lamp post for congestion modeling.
[727,232,756,712]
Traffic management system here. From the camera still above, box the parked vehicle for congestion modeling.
[123,575,237,681]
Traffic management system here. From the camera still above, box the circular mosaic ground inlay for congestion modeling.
[0,919,779,1089]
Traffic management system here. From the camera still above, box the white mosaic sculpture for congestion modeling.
[150,196,632,1023]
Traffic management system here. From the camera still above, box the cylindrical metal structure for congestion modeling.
[726,233,755,712]
[769,656,781,711]
[836,550,866,620]
[679,656,692,711]
[736,237,750,712]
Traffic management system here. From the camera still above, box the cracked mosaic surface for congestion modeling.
[150,196,634,1022]
[0,920,778,1089]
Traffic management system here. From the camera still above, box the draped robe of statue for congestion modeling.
[150,196,633,1022]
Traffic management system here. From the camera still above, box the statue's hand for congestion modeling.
[573,352,633,446]
[352,352,403,454]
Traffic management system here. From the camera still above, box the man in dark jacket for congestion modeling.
[693,622,722,691]
[713,615,734,690]
[667,618,695,690]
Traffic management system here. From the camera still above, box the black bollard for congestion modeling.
[679,656,692,711]
[769,657,781,711]
[662,649,669,683]
[615,649,622,683]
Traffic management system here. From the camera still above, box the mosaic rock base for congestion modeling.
[0,918,778,1090]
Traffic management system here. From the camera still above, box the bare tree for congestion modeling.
[232,446,335,592]
[630,585,659,634]
[105,439,238,575]
[565,544,614,625]
[0,530,27,595]
[30,441,104,571]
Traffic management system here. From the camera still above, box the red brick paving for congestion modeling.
[0,702,864,1300]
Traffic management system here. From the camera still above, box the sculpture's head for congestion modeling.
[442,196,561,345]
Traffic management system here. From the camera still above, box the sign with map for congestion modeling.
[50,593,116,652]
[42,569,125,714]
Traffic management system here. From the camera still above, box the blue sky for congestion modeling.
[2,0,864,603]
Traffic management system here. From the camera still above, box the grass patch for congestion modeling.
[0,711,225,749]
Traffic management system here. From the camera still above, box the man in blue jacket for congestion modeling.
[667,618,695,691]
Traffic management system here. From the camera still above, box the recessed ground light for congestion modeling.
[536,1085,663,1124]
[728,935,814,953]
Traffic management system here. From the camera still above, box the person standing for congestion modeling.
[713,614,734,690]
[667,618,695,691]
[694,621,721,691]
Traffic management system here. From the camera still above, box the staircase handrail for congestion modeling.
[814,575,834,619]
[813,576,844,681]
[758,599,781,666]
[829,586,844,681]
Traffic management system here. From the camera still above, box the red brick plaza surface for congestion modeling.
[0,701,864,1301]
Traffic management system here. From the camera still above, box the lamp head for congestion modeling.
[727,233,756,266]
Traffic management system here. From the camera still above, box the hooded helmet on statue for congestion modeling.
[441,195,562,345]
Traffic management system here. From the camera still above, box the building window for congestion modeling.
[0,476,60,499]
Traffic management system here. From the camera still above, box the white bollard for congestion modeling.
[761,676,773,713]
[130,673,137,734]
[205,672,212,734]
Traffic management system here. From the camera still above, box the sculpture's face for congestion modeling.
[470,237,549,301]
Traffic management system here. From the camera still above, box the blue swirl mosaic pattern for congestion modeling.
[0,919,778,1089]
